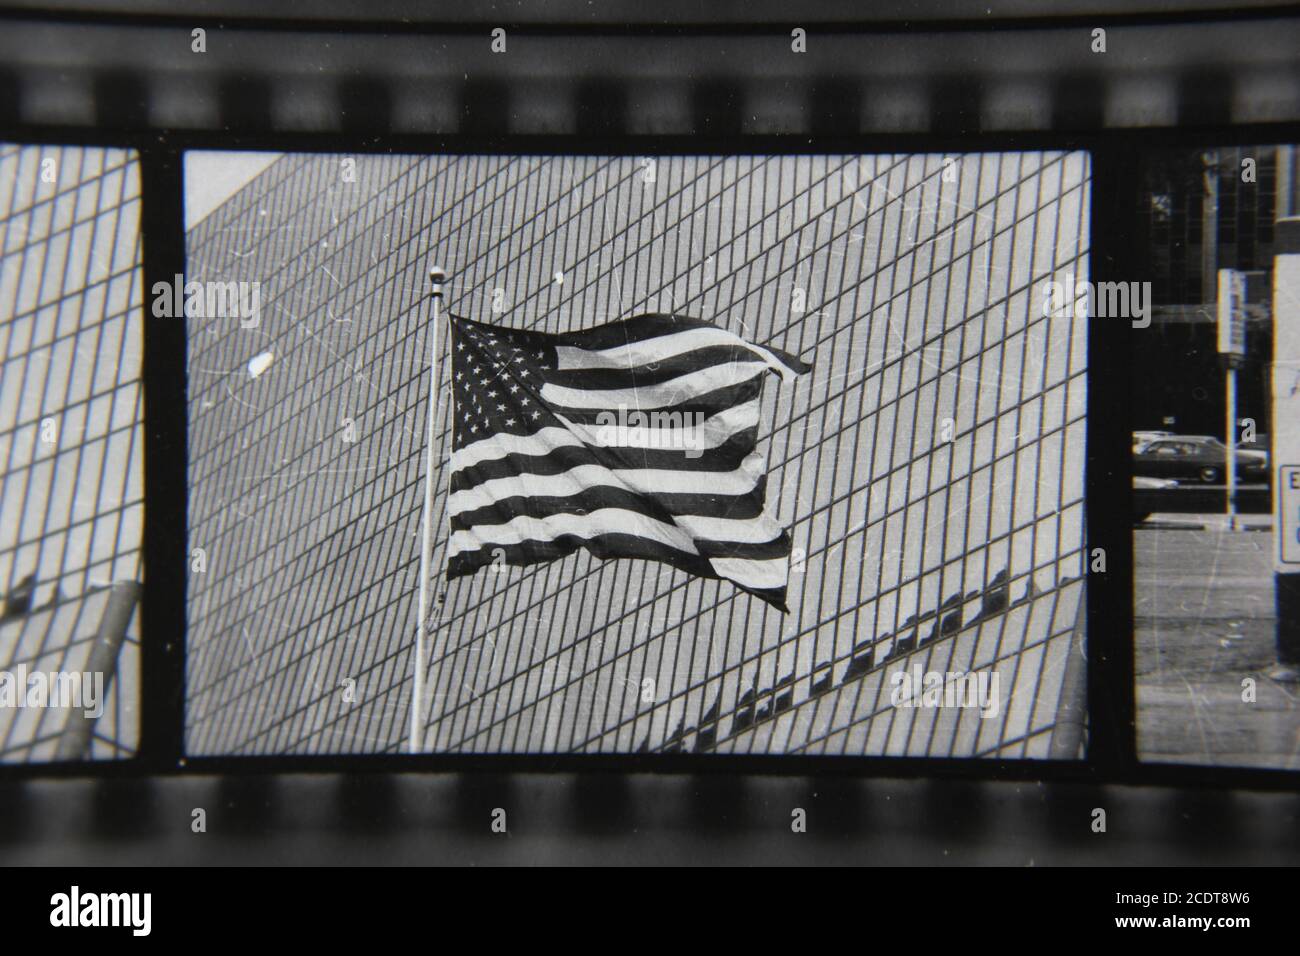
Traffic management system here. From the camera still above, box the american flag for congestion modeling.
[444,312,811,611]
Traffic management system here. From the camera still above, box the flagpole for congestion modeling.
[412,264,447,754]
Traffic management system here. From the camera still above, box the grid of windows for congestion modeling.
[1143,146,1280,305]
[185,151,1087,757]
[0,144,144,763]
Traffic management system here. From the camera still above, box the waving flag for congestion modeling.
[445,313,811,611]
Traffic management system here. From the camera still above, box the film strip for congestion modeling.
[0,4,1293,805]
[0,12,1297,135]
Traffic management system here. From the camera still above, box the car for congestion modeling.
[1132,435,1268,484]
[1178,435,1270,470]
[1132,430,1174,452]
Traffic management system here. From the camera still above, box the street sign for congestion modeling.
[1275,224,1300,574]
[1217,268,1247,358]
[1281,466,1300,566]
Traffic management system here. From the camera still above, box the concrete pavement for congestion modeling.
[1136,524,1300,769]
[1137,511,1273,532]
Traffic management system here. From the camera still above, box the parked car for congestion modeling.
[1132,435,1268,484]
[1133,430,1174,452]
[1179,435,1269,469]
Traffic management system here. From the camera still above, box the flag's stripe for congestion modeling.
[452,426,582,472]
[541,361,769,410]
[449,514,790,570]
[556,400,760,453]
[451,488,676,534]
[683,516,789,547]
[545,376,763,424]
[552,313,811,375]
[446,533,789,611]
[550,312,716,347]
[454,310,810,377]
[450,426,760,491]
[450,400,762,475]
[556,327,806,383]
[450,487,788,548]
[448,460,765,518]
[448,508,701,558]
[711,555,792,591]
[452,460,772,519]
[448,535,775,602]
[544,344,779,390]
[448,532,714,579]
[695,534,792,561]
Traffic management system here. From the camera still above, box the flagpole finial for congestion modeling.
[429,264,447,298]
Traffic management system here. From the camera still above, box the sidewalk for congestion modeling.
[1135,526,1300,769]
[1138,512,1273,532]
